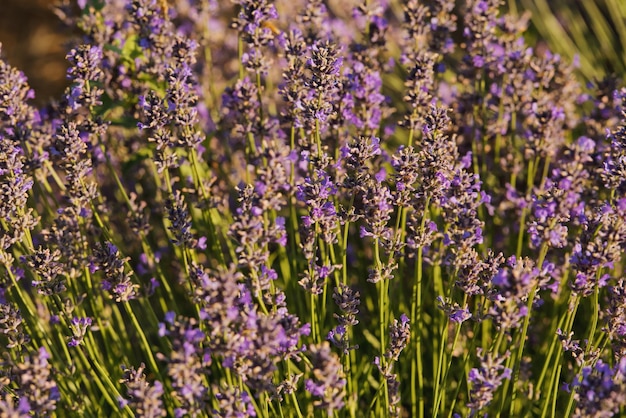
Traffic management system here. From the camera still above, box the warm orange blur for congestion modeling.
[0,0,70,104]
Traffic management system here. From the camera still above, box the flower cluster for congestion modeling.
[569,358,626,418]
[1,0,626,416]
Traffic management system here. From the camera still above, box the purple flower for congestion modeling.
[22,247,65,296]
[65,45,104,109]
[437,296,472,324]
[120,363,166,417]
[305,342,346,415]
[93,242,138,302]
[0,394,30,417]
[570,205,626,296]
[9,347,58,415]
[157,315,209,415]
[213,386,257,417]
[329,284,361,354]
[68,317,92,347]
[165,190,194,247]
[606,279,626,359]
[570,358,626,418]
[232,0,279,46]
[385,314,411,361]
[296,170,340,265]
[467,348,511,412]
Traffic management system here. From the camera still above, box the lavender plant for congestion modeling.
[1,0,626,416]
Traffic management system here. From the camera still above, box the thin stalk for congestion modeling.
[122,302,164,383]
[433,310,465,416]
[410,198,430,418]
[506,243,549,415]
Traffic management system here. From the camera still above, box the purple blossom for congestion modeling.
[22,247,65,296]
[68,317,92,347]
[570,358,626,418]
[93,242,138,302]
[297,169,340,262]
[10,347,59,415]
[0,394,30,417]
[570,204,626,296]
[606,279,626,360]
[467,348,512,412]
[602,88,626,198]
[232,0,279,46]
[298,39,343,136]
[120,363,167,417]
[386,314,411,361]
[213,386,257,417]
[305,342,346,415]
[329,284,360,354]
[128,0,171,55]
[165,190,195,247]
[157,315,209,415]
[3,1,626,416]
[0,301,29,350]
[65,45,105,110]
[437,296,472,324]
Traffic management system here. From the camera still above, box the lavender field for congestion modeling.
[1,0,625,416]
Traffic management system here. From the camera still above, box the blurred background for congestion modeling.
[0,0,70,105]
[0,0,624,106]
[510,0,626,81]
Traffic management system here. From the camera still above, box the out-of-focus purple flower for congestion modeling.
[570,204,626,297]
[231,0,278,46]
[402,0,456,59]
[488,256,557,330]
[570,358,626,418]
[0,301,29,351]
[213,386,257,417]
[305,342,346,415]
[527,187,570,250]
[440,169,485,250]
[297,169,340,263]
[556,329,585,366]
[606,279,626,360]
[360,180,393,243]
[229,185,287,290]
[299,262,340,295]
[296,0,330,43]
[0,394,30,417]
[189,263,308,396]
[128,0,171,56]
[10,347,58,415]
[157,315,209,416]
[341,59,387,132]
[221,77,262,148]
[279,28,308,128]
[120,363,167,417]
[602,87,626,199]
[467,348,512,412]
[373,313,411,417]
[402,52,437,132]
